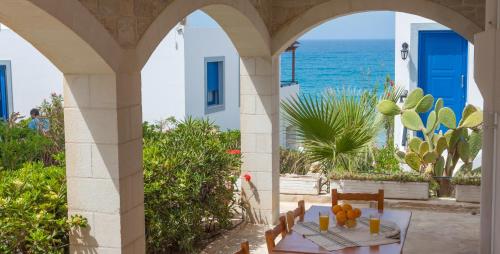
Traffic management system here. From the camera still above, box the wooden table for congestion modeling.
[273,206,412,254]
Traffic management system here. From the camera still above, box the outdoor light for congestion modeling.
[401,42,409,60]
[399,89,408,103]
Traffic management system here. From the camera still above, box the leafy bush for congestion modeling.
[0,119,51,170]
[451,176,481,186]
[39,94,65,165]
[372,146,401,173]
[280,148,311,175]
[0,163,87,253]
[330,171,431,183]
[219,129,240,150]
[143,118,241,253]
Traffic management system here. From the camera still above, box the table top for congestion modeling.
[273,206,412,254]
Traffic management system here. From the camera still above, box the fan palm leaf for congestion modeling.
[282,89,381,172]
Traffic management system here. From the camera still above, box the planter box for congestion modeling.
[455,185,481,203]
[330,179,429,200]
[280,174,321,195]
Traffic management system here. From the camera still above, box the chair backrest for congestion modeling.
[265,216,287,253]
[285,200,305,232]
[332,189,384,212]
[234,241,250,254]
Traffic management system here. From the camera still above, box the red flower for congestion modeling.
[243,172,252,182]
[386,92,391,97]
[227,149,241,155]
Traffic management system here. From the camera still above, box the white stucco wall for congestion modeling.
[184,26,241,130]
[0,24,62,117]
[394,13,483,148]
[141,25,185,122]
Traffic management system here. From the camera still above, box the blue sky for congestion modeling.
[188,10,395,40]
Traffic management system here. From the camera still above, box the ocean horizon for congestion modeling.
[280,39,395,96]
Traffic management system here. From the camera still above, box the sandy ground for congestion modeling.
[201,202,480,254]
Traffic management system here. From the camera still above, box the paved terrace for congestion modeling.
[202,201,480,254]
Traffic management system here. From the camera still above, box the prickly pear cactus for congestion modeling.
[376,88,483,177]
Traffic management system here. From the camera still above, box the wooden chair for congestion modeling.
[285,200,305,232]
[265,215,287,253]
[234,241,250,254]
[332,189,384,212]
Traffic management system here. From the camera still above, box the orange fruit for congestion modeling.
[335,210,347,225]
[342,203,353,212]
[353,208,362,218]
[346,210,357,220]
[346,219,357,228]
[332,205,343,214]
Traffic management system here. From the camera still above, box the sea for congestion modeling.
[280,39,395,96]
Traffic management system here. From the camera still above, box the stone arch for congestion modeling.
[272,0,483,55]
[136,0,271,69]
[0,0,120,73]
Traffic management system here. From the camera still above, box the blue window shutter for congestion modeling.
[0,66,7,120]
[207,62,219,92]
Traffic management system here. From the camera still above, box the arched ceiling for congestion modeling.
[76,0,485,50]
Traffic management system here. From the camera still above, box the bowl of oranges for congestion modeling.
[332,202,361,228]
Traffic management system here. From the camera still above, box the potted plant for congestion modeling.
[452,174,481,203]
[330,171,431,200]
[377,88,483,196]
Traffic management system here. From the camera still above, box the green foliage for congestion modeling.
[330,171,431,183]
[143,118,241,253]
[0,119,51,170]
[377,89,483,177]
[39,94,65,165]
[0,163,87,253]
[281,89,381,172]
[451,176,481,186]
[372,146,401,173]
[280,148,311,175]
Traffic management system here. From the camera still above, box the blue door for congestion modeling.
[418,30,468,134]
[0,65,8,120]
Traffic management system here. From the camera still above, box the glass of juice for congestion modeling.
[369,214,380,235]
[319,212,329,232]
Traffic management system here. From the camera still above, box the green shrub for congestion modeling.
[373,146,401,173]
[143,118,241,253]
[0,163,87,253]
[452,176,481,186]
[39,94,65,165]
[0,120,51,170]
[280,148,311,175]
[330,171,431,183]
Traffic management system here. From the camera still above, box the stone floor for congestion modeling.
[201,202,480,254]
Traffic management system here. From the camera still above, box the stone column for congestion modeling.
[64,72,145,253]
[240,56,280,224]
[476,0,500,252]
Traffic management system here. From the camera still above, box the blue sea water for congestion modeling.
[280,39,395,96]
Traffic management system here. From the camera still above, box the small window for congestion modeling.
[205,57,224,113]
[0,64,9,120]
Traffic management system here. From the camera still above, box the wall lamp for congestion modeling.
[401,42,409,60]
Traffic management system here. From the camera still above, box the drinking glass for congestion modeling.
[369,214,380,235]
[319,212,329,232]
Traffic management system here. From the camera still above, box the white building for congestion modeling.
[394,12,483,169]
[0,12,299,146]
[394,13,483,148]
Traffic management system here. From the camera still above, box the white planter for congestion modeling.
[330,179,429,200]
[280,174,321,195]
[455,185,481,203]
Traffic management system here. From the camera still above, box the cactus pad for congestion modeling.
[438,107,457,129]
[415,94,434,113]
[401,110,425,131]
[403,88,424,110]
[377,100,401,116]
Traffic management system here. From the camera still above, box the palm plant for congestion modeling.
[281,89,382,173]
